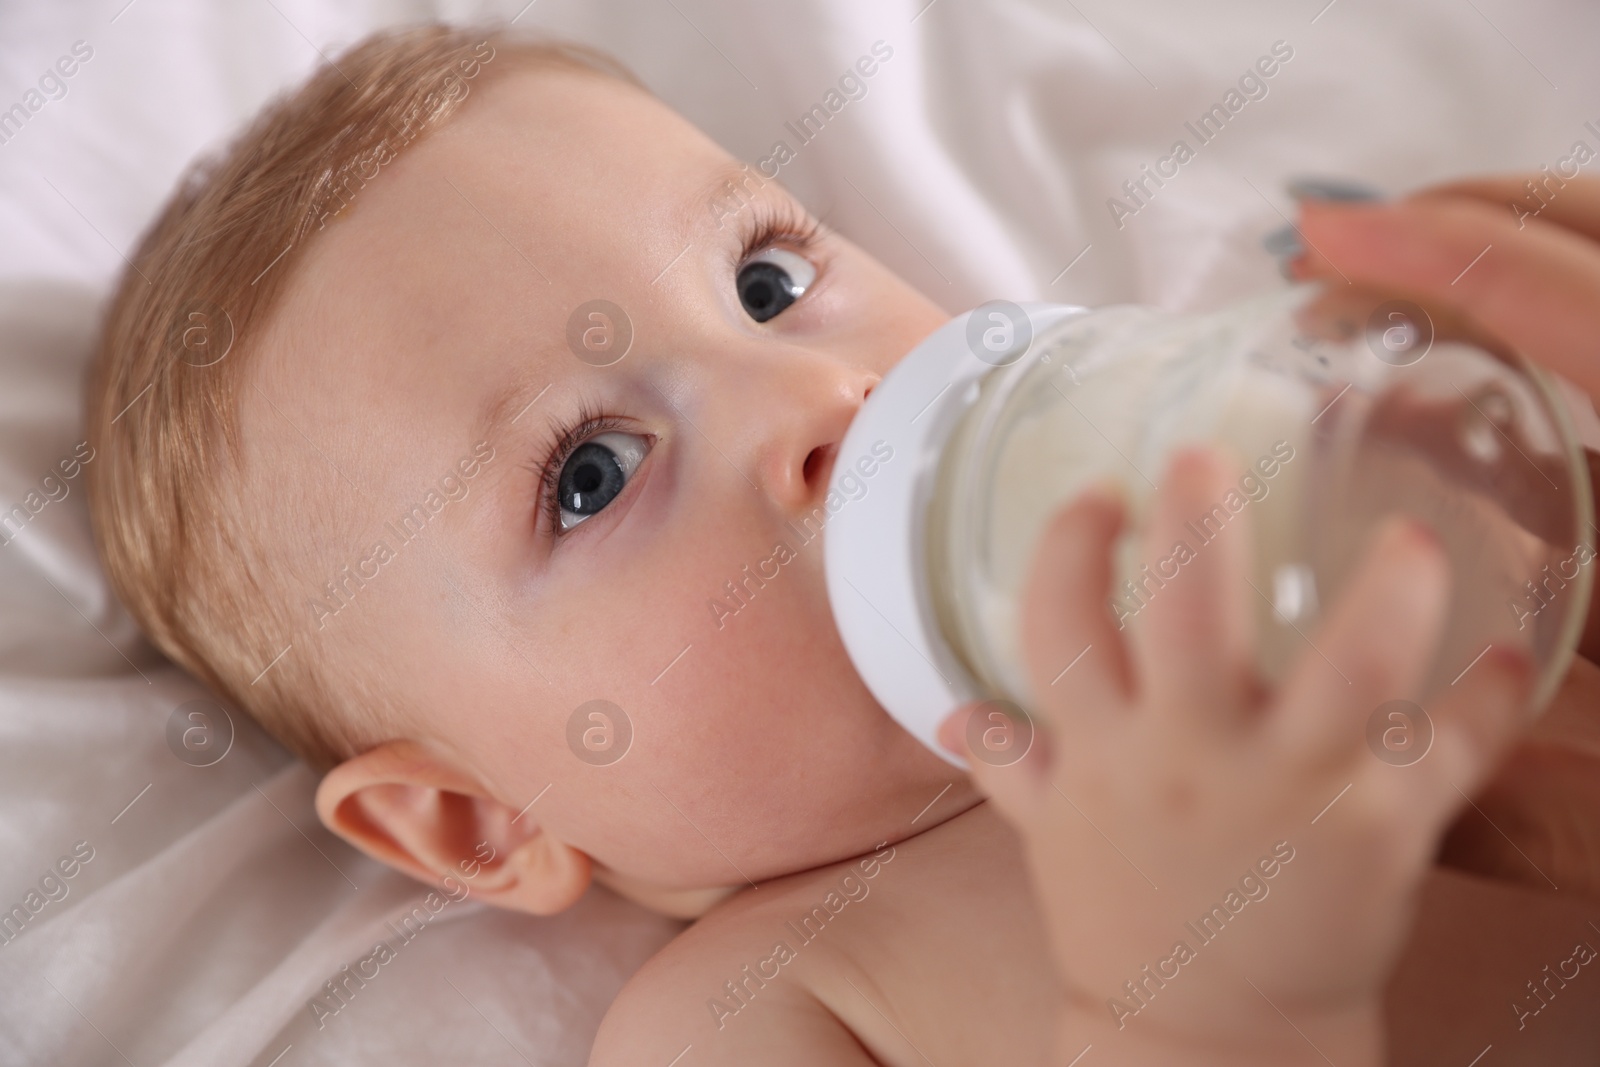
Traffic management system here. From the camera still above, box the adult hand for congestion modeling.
[1290,173,1600,898]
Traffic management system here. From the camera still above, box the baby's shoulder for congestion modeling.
[590,807,1043,1066]
[589,858,896,1066]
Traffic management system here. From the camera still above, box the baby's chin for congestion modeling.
[773,714,975,853]
[590,865,742,919]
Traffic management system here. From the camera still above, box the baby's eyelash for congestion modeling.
[528,401,628,537]
[735,199,827,267]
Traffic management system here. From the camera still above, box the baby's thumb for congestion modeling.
[938,700,1052,822]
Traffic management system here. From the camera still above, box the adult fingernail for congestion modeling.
[1262,222,1303,260]
[1286,176,1386,203]
[1262,223,1304,278]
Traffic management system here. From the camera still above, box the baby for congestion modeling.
[84,24,1600,1065]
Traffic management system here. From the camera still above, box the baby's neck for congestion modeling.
[592,797,987,920]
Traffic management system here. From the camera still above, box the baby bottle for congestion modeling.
[824,284,1594,765]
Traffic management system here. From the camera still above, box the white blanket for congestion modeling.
[3,0,1597,1063]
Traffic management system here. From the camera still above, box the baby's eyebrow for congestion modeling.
[688,158,796,232]
[470,162,799,451]
[475,373,554,454]
[693,159,760,211]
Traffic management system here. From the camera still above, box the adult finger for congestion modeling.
[1414,173,1600,245]
[1436,739,1600,898]
[1293,195,1600,401]
[1579,449,1600,665]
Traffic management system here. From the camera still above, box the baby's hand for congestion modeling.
[940,446,1531,1066]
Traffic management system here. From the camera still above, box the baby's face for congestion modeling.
[243,64,977,892]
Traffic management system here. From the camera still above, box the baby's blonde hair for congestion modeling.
[86,25,642,771]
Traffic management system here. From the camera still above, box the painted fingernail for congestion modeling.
[1262,223,1304,278]
[1262,222,1304,260]
[1286,176,1386,203]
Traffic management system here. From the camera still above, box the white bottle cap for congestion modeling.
[824,302,1088,767]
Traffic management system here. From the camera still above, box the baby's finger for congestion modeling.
[1293,196,1600,401]
[1018,487,1135,718]
[1415,174,1600,245]
[1273,518,1450,758]
[1131,446,1258,725]
[1406,645,1533,812]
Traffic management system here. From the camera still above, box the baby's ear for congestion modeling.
[315,739,591,915]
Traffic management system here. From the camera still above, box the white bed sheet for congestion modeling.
[2,0,1598,1064]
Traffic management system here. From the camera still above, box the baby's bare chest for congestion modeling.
[640,806,1600,1067]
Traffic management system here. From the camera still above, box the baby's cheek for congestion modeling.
[685,561,863,719]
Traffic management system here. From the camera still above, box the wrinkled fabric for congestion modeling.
[2,0,1598,1064]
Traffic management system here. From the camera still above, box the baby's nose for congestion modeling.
[802,442,839,495]
[755,366,877,514]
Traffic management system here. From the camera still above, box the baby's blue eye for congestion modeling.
[557,431,647,530]
[737,247,816,322]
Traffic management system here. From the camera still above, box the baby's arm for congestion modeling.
[943,446,1530,1065]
